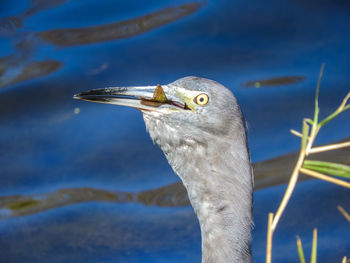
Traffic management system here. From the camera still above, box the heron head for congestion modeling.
[74,76,245,146]
[74,77,253,262]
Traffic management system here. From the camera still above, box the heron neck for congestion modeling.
[188,177,253,263]
[143,113,253,262]
[168,138,253,263]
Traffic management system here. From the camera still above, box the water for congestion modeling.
[0,0,349,262]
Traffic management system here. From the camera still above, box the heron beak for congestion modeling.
[73,84,190,113]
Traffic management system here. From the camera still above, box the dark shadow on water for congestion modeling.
[37,2,204,47]
[0,180,348,263]
[0,1,204,88]
[243,75,306,88]
[1,138,348,219]
[0,58,62,87]
[0,0,69,33]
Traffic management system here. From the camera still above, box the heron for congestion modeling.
[74,77,253,263]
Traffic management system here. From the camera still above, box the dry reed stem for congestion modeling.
[271,153,304,230]
[311,228,318,263]
[309,141,350,154]
[337,205,350,223]
[290,129,303,138]
[266,213,274,263]
[265,67,349,263]
[339,92,350,110]
[266,127,310,263]
[300,168,350,188]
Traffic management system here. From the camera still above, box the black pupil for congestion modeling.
[199,97,204,102]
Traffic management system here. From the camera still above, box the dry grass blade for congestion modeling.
[337,206,350,223]
[309,141,350,154]
[270,116,312,231]
[339,92,350,110]
[266,213,274,263]
[265,64,350,263]
[290,129,303,138]
[300,168,350,188]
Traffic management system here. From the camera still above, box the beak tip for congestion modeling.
[73,94,81,100]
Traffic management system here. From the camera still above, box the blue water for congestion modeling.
[0,180,349,262]
[0,0,349,262]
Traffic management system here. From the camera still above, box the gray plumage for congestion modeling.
[74,76,254,263]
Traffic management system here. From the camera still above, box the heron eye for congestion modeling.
[194,93,209,106]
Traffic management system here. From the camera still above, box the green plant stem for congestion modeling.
[303,160,350,178]
[296,236,306,263]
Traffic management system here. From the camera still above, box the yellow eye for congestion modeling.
[194,93,209,106]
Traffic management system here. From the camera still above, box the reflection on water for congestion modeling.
[0,187,134,218]
[244,75,306,88]
[1,139,348,220]
[0,16,22,32]
[0,1,204,87]
[0,180,348,263]
[23,0,70,18]
[0,59,62,87]
[0,0,69,33]
[37,2,204,47]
